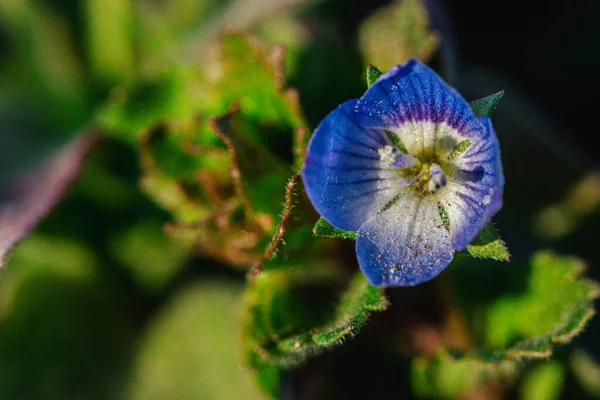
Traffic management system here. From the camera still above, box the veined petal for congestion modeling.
[302,100,416,231]
[354,60,485,140]
[481,116,504,222]
[356,194,454,287]
[441,117,504,250]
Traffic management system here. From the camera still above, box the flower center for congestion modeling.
[410,162,447,194]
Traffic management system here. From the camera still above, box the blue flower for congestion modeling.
[301,60,504,287]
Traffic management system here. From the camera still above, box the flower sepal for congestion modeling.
[366,64,383,87]
[313,217,358,240]
[469,90,505,117]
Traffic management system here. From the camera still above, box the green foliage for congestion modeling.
[2,2,600,399]
[483,252,598,350]
[242,267,388,397]
[413,251,599,398]
[128,280,262,400]
[98,31,308,267]
[108,219,189,292]
[412,350,517,399]
[469,91,505,118]
[465,224,510,261]
[359,0,440,71]
[520,361,565,400]
[0,234,135,399]
[85,0,135,86]
[570,350,600,397]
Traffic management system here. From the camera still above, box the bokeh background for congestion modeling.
[1,0,600,399]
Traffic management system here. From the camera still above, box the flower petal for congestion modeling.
[481,116,504,222]
[440,117,504,250]
[302,100,416,231]
[356,194,454,287]
[354,60,484,139]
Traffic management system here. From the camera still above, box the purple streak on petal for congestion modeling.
[356,194,454,287]
[302,100,412,232]
[0,131,99,268]
[354,60,485,139]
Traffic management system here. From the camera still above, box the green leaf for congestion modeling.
[412,350,516,399]
[413,251,600,398]
[520,361,565,400]
[108,219,189,293]
[210,108,293,217]
[127,280,262,400]
[483,252,598,350]
[465,224,510,261]
[570,350,600,397]
[97,68,203,143]
[242,268,388,397]
[313,217,357,240]
[469,91,504,118]
[98,31,310,266]
[366,64,383,87]
[85,0,135,86]
[359,0,440,71]
[0,235,134,399]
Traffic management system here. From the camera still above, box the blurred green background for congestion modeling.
[1,0,600,399]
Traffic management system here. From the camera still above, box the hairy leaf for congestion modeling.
[413,251,599,398]
[242,267,388,397]
[99,31,309,266]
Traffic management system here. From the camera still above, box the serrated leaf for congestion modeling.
[99,31,310,266]
[210,107,292,217]
[465,224,510,261]
[359,0,440,71]
[242,268,388,397]
[469,91,504,118]
[366,64,383,87]
[313,217,357,240]
[413,251,599,398]
[484,252,598,350]
[207,32,307,141]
